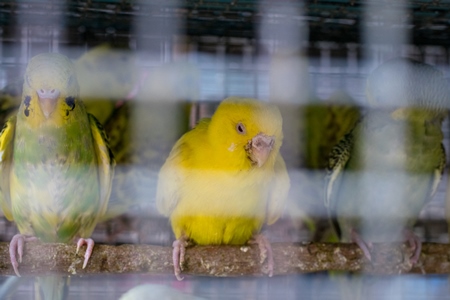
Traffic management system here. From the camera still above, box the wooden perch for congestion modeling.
[0,241,448,277]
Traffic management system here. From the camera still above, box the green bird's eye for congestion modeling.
[236,122,246,135]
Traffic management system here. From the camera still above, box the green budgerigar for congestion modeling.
[0,53,115,276]
[326,58,448,264]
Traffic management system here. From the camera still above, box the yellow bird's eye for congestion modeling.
[236,122,246,135]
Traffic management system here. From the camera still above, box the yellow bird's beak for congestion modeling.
[37,88,60,118]
[246,133,275,167]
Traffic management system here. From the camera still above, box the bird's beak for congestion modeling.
[37,88,60,118]
[246,133,275,167]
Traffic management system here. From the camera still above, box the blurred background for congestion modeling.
[0,0,450,299]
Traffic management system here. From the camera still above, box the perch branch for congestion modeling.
[0,242,448,277]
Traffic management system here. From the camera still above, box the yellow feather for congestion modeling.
[88,114,115,225]
[0,116,16,221]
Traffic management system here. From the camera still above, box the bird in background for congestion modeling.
[156,97,290,280]
[267,52,361,242]
[326,58,448,266]
[75,43,140,124]
[284,91,361,242]
[0,53,114,298]
[103,61,196,227]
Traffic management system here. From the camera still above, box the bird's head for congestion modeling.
[365,58,450,119]
[20,53,81,126]
[209,97,283,168]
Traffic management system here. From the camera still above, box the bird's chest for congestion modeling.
[179,168,270,215]
[171,169,271,245]
[9,125,99,240]
[337,117,443,239]
[354,118,443,172]
[11,126,97,184]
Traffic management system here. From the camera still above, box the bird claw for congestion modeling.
[9,234,38,277]
[403,229,421,265]
[249,234,274,277]
[351,229,372,261]
[76,238,95,269]
[172,238,189,281]
[350,229,422,265]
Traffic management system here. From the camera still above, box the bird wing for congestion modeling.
[155,134,189,217]
[88,114,115,220]
[155,119,209,217]
[324,130,355,235]
[0,116,16,221]
[266,153,290,225]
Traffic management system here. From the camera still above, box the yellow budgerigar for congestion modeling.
[156,97,290,280]
[0,53,115,276]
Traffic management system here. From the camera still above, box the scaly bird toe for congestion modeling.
[9,234,38,276]
[172,238,188,281]
[404,229,422,264]
[350,229,372,261]
[249,234,274,277]
[76,238,95,269]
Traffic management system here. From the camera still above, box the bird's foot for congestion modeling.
[249,234,274,277]
[9,234,38,276]
[351,229,373,261]
[403,229,421,264]
[76,238,95,269]
[172,237,189,281]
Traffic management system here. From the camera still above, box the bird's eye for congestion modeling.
[236,122,246,135]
